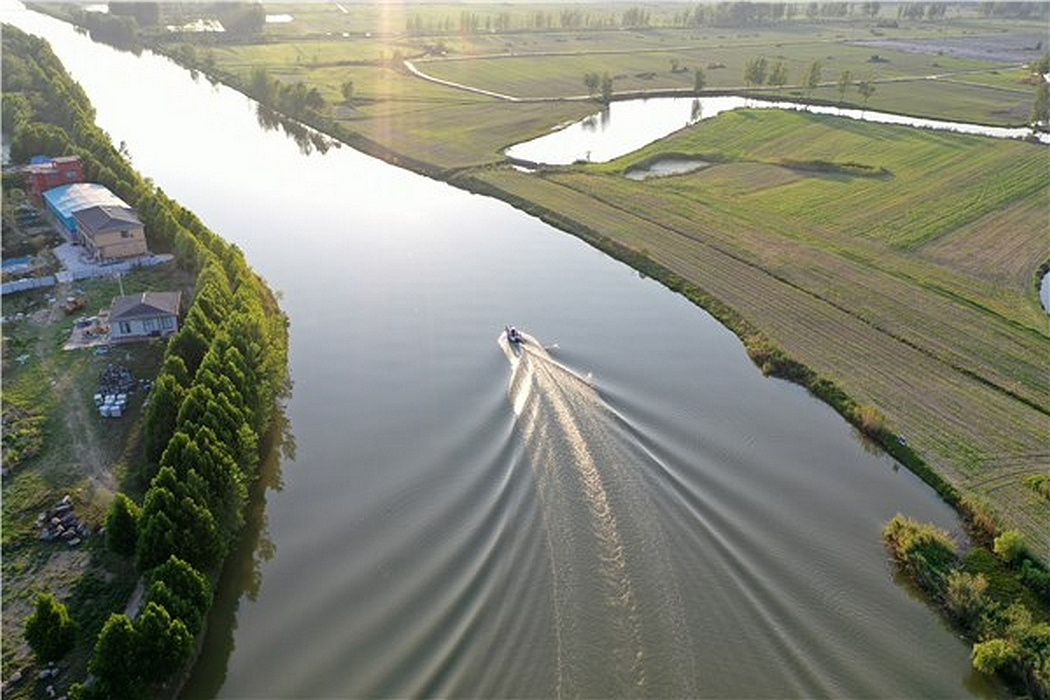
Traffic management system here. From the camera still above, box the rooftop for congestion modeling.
[109,291,181,321]
[72,205,142,234]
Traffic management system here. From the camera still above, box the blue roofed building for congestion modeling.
[42,183,131,242]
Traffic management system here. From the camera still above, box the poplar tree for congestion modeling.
[105,493,141,557]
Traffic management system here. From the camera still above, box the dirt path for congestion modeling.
[34,283,116,496]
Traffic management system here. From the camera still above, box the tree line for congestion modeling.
[4,25,289,699]
[401,2,1050,36]
[29,2,266,55]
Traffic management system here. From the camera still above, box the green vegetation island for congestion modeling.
[3,23,289,699]
[4,1,1049,697]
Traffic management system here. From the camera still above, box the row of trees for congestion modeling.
[578,57,878,106]
[583,71,614,103]
[884,515,1050,696]
[247,66,328,124]
[744,56,877,105]
[4,25,288,698]
[82,191,287,700]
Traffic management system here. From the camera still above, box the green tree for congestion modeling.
[1031,80,1049,127]
[109,2,160,28]
[136,468,223,572]
[600,72,614,103]
[341,80,355,105]
[144,373,184,466]
[105,492,141,557]
[768,61,788,94]
[220,3,266,37]
[837,69,853,104]
[803,60,822,97]
[89,614,145,700]
[857,76,877,107]
[161,353,191,388]
[693,67,707,94]
[146,556,213,635]
[135,602,194,684]
[744,55,768,89]
[24,592,76,663]
[249,66,275,103]
[167,310,212,376]
[584,72,600,97]
[883,514,957,594]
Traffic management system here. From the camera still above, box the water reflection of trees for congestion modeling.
[689,98,703,125]
[580,106,611,133]
[255,105,338,156]
[178,404,295,697]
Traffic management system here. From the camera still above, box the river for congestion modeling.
[4,7,998,698]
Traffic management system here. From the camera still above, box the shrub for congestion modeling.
[24,592,77,663]
[972,638,1019,675]
[994,530,1026,565]
[945,570,990,632]
[959,496,998,543]
[883,514,957,594]
[853,403,886,438]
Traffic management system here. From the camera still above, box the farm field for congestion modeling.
[149,3,1050,555]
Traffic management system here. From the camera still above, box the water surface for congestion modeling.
[506,94,1046,165]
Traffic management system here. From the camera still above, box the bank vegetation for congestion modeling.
[2,25,289,699]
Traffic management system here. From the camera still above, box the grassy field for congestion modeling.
[1,264,193,687]
[166,3,1050,557]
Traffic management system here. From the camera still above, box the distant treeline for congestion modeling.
[30,1,1050,47]
[3,24,289,700]
[403,1,1049,35]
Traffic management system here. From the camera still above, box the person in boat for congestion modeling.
[506,326,523,344]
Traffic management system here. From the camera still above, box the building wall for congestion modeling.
[27,161,83,198]
[82,225,148,261]
[110,314,178,340]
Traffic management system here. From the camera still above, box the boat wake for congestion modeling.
[499,331,696,698]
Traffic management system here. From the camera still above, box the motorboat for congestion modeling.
[505,325,525,345]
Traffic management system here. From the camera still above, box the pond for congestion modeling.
[624,156,711,180]
[506,94,1047,166]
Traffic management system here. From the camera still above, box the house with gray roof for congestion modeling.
[108,291,181,342]
[73,205,148,262]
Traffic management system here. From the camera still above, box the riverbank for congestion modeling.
[2,24,290,699]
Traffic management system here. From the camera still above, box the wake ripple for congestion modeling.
[500,333,696,698]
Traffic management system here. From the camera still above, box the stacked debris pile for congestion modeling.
[37,495,89,547]
[93,364,149,418]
